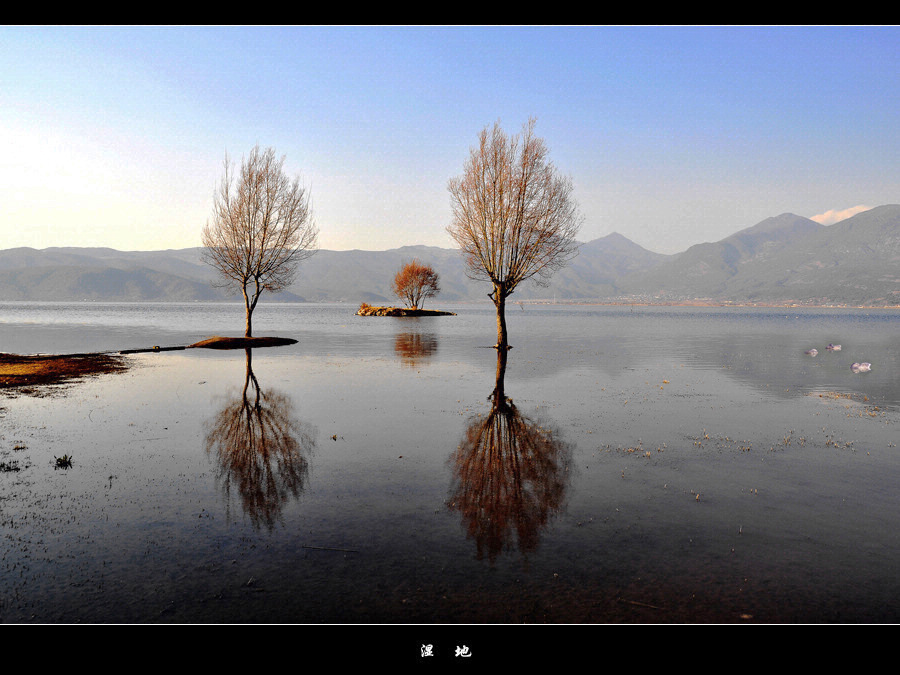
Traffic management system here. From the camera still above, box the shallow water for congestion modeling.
[1,302,899,625]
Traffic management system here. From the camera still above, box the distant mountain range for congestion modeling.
[1,204,898,306]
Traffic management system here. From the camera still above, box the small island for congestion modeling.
[356,304,455,317]
[357,260,455,316]
[187,336,298,349]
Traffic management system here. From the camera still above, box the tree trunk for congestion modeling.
[492,346,509,406]
[243,279,262,338]
[492,282,509,350]
[242,286,253,338]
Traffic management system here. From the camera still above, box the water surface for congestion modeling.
[1,302,898,624]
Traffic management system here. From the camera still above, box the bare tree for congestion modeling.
[202,145,318,337]
[392,258,441,309]
[447,119,581,349]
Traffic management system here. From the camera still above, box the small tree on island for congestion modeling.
[392,259,441,310]
[447,119,581,349]
[202,145,318,337]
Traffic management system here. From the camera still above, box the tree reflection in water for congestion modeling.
[394,331,438,368]
[448,349,572,563]
[204,348,317,530]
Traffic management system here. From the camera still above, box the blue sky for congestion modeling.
[1,25,897,254]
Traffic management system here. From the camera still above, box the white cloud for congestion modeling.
[810,205,872,226]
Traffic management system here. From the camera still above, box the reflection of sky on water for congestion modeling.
[4,302,896,408]
[500,306,900,410]
[2,303,900,622]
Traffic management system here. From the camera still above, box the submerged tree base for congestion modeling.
[356,305,456,317]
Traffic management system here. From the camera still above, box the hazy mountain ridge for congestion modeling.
[615,205,900,305]
[616,213,828,299]
[1,204,897,305]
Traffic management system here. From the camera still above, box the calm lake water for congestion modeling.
[1,301,899,629]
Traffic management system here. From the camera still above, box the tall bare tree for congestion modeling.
[202,145,318,337]
[392,258,441,309]
[447,119,581,349]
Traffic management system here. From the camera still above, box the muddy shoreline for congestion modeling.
[0,352,128,391]
[0,336,298,390]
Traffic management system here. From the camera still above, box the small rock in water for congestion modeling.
[805,348,818,356]
[827,343,841,351]
[850,362,872,373]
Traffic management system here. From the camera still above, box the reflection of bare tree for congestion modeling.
[394,332,438,368]
[205,349,317,530]
[449,349,572,563]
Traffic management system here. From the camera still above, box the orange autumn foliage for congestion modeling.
[392,259,441,309]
